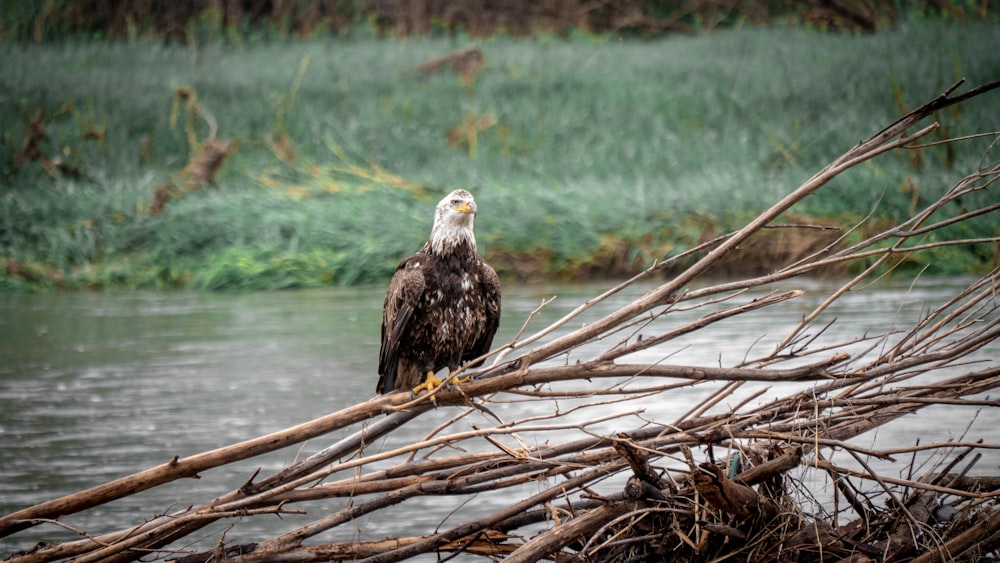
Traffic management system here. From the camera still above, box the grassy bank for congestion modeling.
[2,18,999,290]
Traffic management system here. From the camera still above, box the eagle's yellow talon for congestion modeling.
[411,371,471,394]
[412,371,443,394]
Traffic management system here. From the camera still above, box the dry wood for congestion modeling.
[909,507,1000,563]
[3,79,1000,563]
[501,502,630,563]
[693,462,781,521]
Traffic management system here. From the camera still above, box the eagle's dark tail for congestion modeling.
[376,360,396,394]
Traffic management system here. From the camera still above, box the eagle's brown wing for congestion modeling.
[463,259,502,368]
[377,255,426,394]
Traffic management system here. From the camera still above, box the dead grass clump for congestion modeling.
[149,87,237,215]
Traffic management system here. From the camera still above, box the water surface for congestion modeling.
[1,278,996,555]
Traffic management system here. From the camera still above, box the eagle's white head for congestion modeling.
[428,189,478,255]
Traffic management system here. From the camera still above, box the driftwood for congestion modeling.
[3,79,1000,562]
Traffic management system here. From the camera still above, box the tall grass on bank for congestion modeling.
[2,19,999,290]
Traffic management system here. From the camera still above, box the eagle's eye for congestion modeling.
[451,199,462,206]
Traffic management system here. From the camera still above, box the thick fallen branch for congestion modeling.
[3,79,1000,563]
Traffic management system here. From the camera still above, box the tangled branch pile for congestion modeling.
[3,80,1000,562]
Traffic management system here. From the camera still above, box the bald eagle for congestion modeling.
[377,189,502,394]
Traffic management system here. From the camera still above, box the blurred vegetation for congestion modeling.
[1,2,998,290]
[1,0,997,41]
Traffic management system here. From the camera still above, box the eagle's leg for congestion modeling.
[411,371,443,394]
[411,370,471,393]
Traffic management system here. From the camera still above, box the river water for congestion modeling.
[1,277,997,557]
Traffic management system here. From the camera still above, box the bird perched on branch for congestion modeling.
[377,189,501,395]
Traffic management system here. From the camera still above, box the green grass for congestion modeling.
[2,17,999,290]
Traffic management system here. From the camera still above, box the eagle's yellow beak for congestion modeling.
[455,201,476,214]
